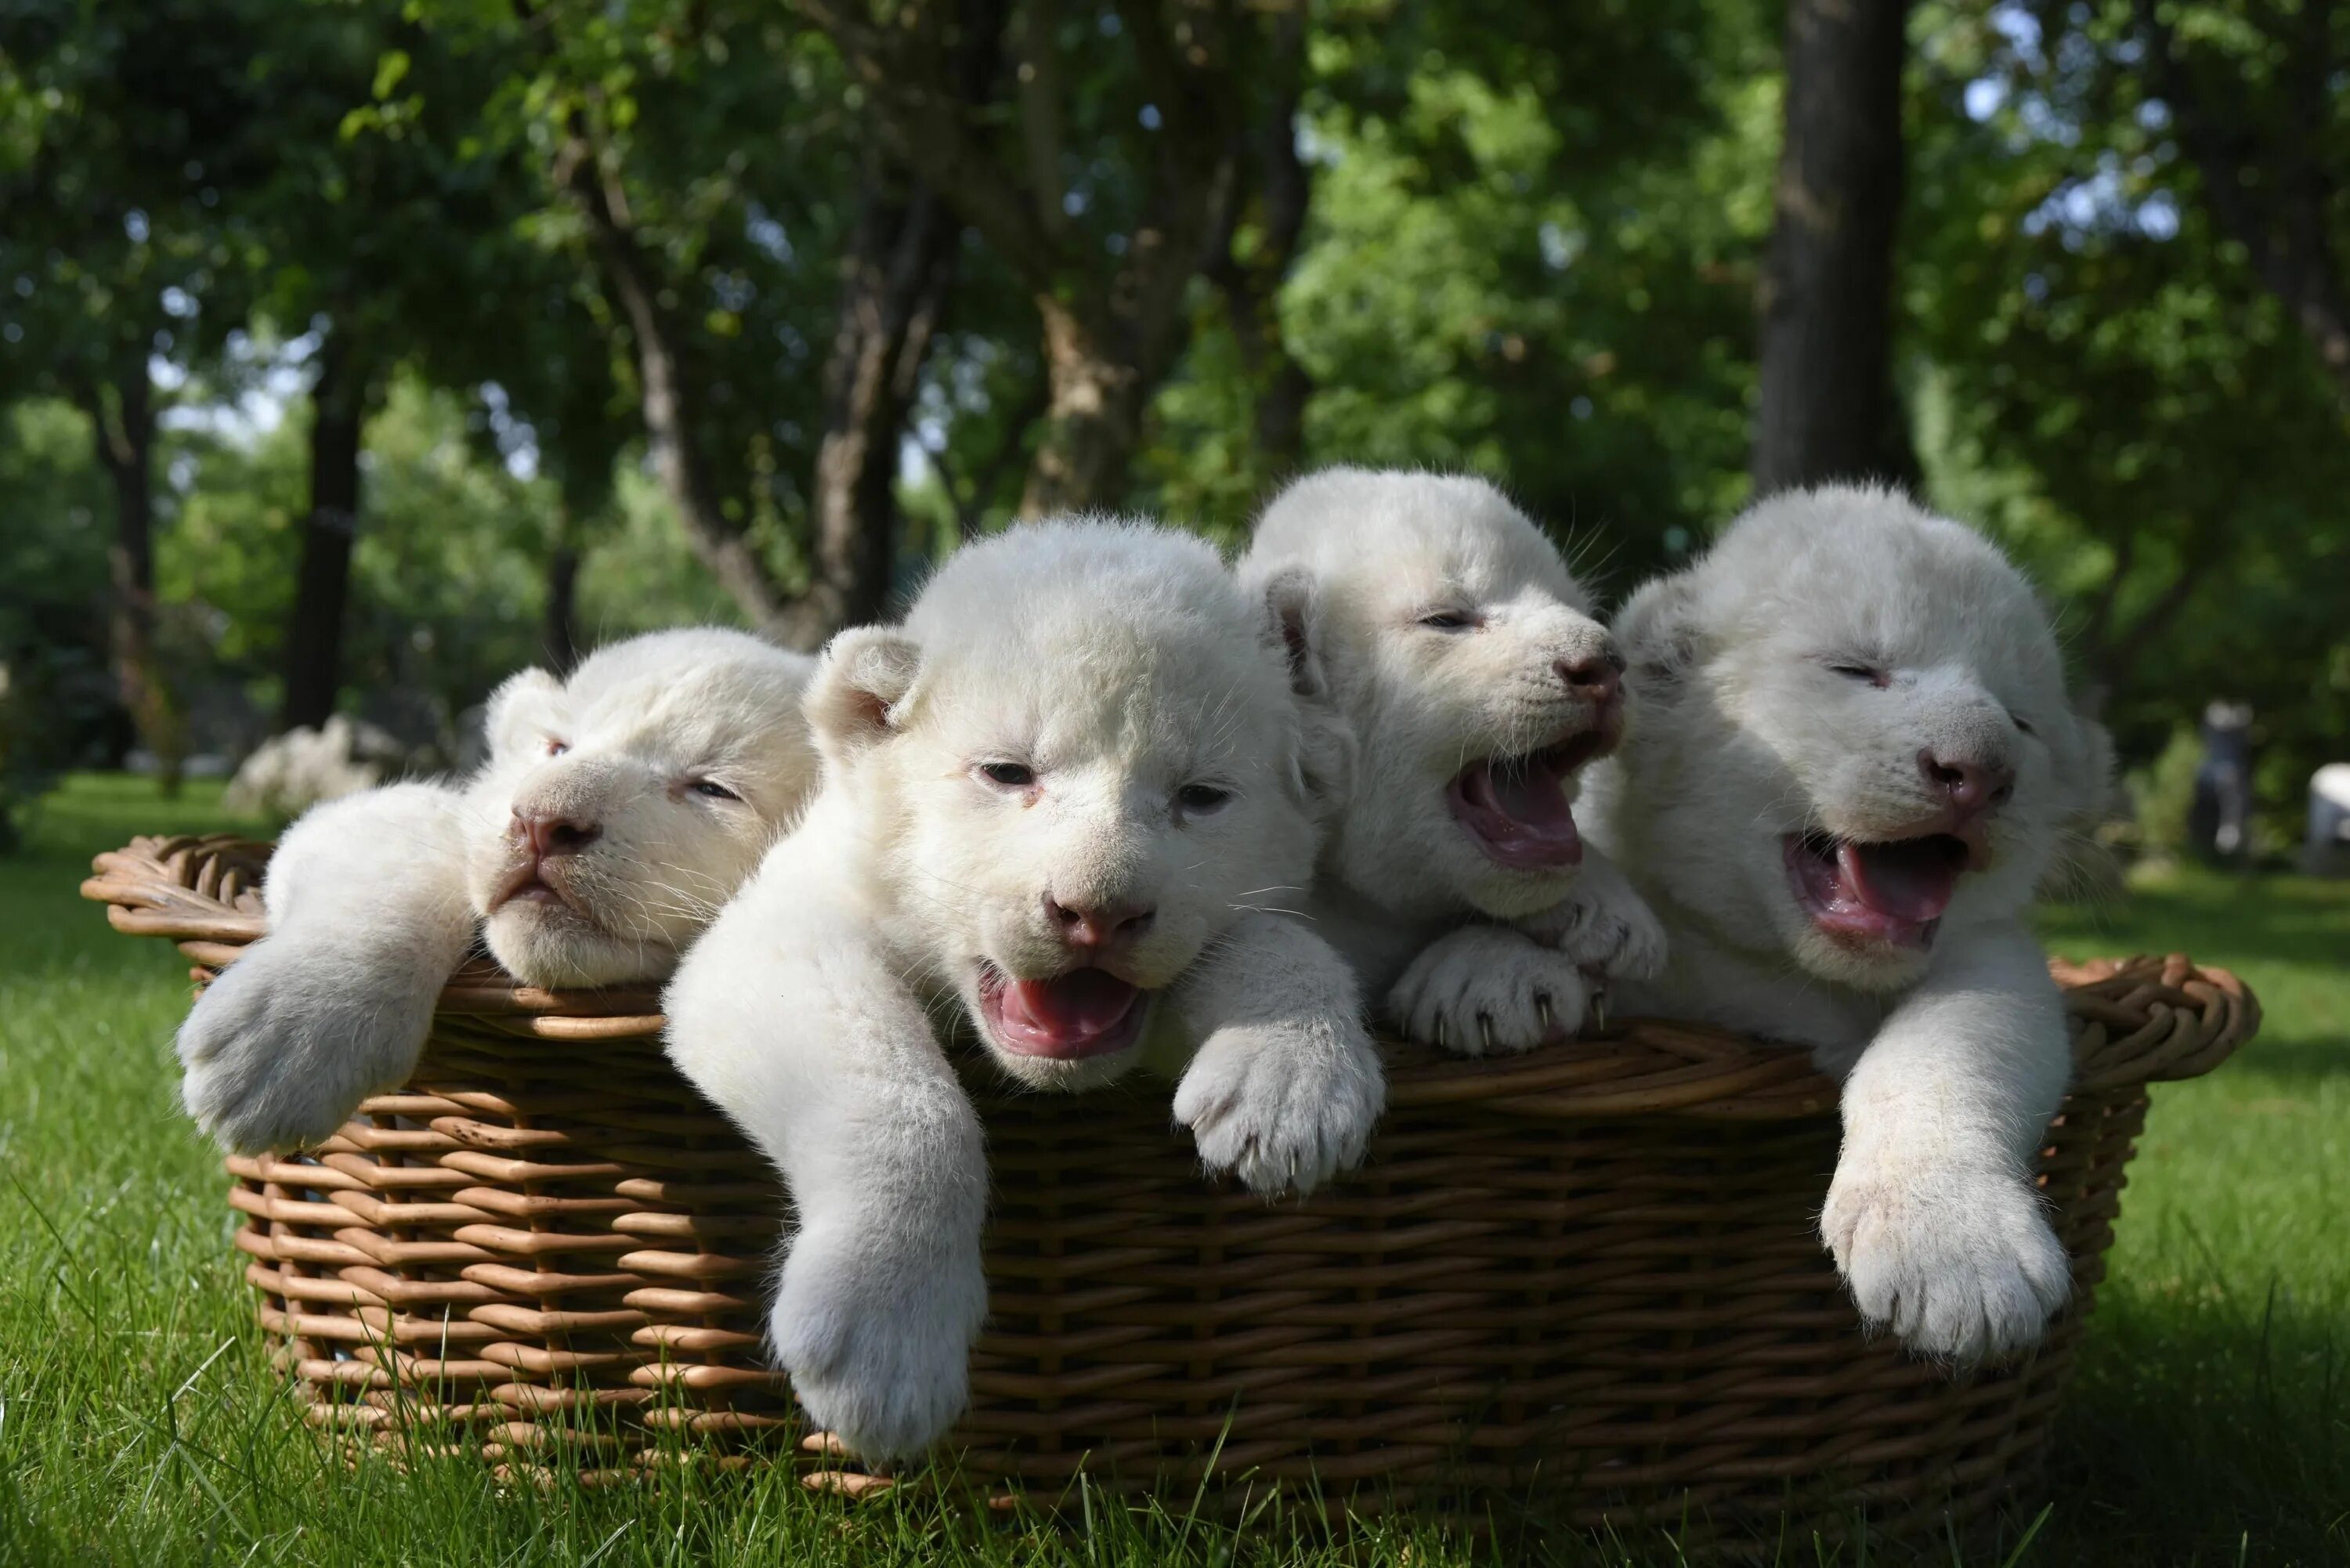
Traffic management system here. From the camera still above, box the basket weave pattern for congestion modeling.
[87,834,2258,1533]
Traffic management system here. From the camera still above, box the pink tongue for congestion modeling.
[1454,758,1582,868]
[1485,762,1576,832]
[996,970,1141,1057]
[1838,841,1960,925]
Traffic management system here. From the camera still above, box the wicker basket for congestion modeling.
[87,833,2258,1538]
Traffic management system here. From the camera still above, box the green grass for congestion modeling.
[2,775,2344,1566]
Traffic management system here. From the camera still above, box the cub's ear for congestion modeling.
[1259,567,1334,703]
[1258,567,1358,815]
[484,668,562,763]
[1611,572,1706,702]
[1288,707,1359,823]
[804,625,923,764]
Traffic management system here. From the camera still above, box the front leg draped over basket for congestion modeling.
[84,833,2258,1543]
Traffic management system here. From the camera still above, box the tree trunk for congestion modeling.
[1253,348,1312,477]
[1019,298,1150,516]
[1751,0,1920,497]
[1215,2,1314,475]
[81,364,180,792]
[561,130,956,645]
[544,540,582,676]
[282,338,369,732]
[800,174,958,644]
[791,0,1243,518]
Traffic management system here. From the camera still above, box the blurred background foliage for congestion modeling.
[0,0,2345,851]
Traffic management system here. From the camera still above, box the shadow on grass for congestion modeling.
[2045,1277,2350,1566]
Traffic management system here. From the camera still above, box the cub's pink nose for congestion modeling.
[1046,896,1155,950]
[1918,750,2016,816]
[513,811,602,858]
[1557,652,1624,709]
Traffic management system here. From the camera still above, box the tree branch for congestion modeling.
[2078,525,2138,662]
[1017,0,1068,241]
[1112,0,1244,381]
[1202,2,1311,468]
[790,0,1065,295]
[2138,0,2350,406]
[2092,519,2224,701]
[930,374,1048,540]
[552,127,794,634]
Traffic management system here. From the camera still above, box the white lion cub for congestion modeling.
[1238,468,1666,1053]
[178,629,819,1154]
[663,519,1384,1462]
[1587,486,2111,1361]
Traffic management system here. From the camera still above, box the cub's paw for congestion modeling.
[1388,925,1589,1056]
[1545,874,1668,983]
[1175,1012,1385,1198]
[772,1225,987,1463]
[176,938,436,1154]
[1821,1154,2072,1362]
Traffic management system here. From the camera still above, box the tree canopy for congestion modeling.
[1,0,2343,845]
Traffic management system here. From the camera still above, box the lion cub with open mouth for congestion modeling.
[1589,486,2111,1361]
[1239,468,1665,1053]
[176,629,819,1154]
[663,519,1385,1462]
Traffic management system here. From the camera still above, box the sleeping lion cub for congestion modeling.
[176,629,818,1153]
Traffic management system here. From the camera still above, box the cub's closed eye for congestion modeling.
[2012,716,2037,737]
[691,779,741,801]
[1419,611,1476,632]
[1828,663,1889,687]
[979,761,1036,788]
[1177,782,1233,813]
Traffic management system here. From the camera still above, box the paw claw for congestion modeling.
[1391,926,1590,1056]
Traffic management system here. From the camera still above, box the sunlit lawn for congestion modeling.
[2,775,2343,1566]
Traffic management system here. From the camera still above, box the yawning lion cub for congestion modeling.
[1589,486,2112,1360]
[1240,468,1665,1053]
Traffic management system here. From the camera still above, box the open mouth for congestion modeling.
[1782,831,1979,951]
[1445,731,1610,871]
[977,963,1147,1061]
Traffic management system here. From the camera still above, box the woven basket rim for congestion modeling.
[84,831,2261,1121]
[88,831,2267,1531]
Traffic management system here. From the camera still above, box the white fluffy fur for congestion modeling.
[663,520,1384,1461]
[1238,468,1665,1053]
[178,629,819,1154]
[1586,486,2111,1360]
